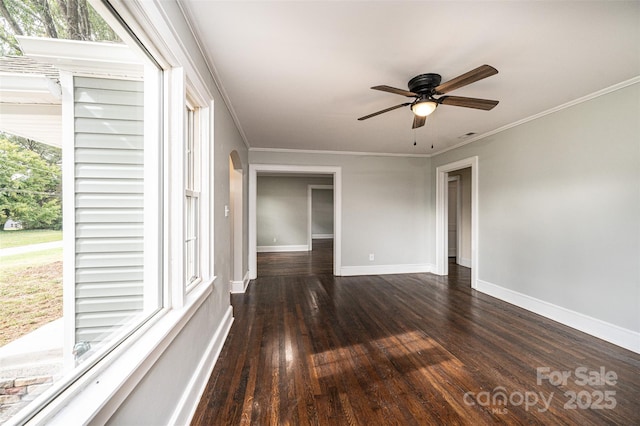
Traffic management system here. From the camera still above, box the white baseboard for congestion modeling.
[171,306,234,425]
[340,263,434,277]
[312,234,334,239]
[257,244,309,253]
[476,279,640,354]
[457,257,471,268]
[230,272,250,294]
[230,280,244,294]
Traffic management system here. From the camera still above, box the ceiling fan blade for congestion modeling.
[371,85,417,97]
[435,65,498,94]
[358,103,411,121]
[412,114,426,129]
[438,96,499,110]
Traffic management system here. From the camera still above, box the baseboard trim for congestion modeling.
[457,257,471,268]
[257,245,309,253]
[476,279,640,354]
[243,271,250,290]
[340,263,434,277]
[170,306,234,425]
[230,272,250,294]
[230,280,244,294]
[312,234,334,239]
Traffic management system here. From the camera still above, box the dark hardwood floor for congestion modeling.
[257,239,334,277]
[192,243,640,425]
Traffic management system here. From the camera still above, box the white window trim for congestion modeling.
[184,94,205,292]
[143,61,163,312]
[30,65,217,426]
[29,280,213,425]
[13,0,220,423]
[60,70,76,372]
[167,66,186,309]
[200,103,214,282]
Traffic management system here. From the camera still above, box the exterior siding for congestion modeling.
[73,76,145,345]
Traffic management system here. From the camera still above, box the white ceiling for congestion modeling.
[181,1,640,156]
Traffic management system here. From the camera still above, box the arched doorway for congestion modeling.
[229,151,245,292]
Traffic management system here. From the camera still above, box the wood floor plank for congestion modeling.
[192,242,640,425]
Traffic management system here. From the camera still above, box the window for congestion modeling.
[185,101,201,288]
[0,1,163,422]
[2,0,216,422]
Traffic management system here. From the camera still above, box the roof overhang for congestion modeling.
[0,37,143,148]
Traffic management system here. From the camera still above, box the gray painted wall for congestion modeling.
[106,1,249,423]
[103,3,638,422]
[432,83,640,332]
[256,175,332,248]
[312,188,334,236]
[250,152,432,267]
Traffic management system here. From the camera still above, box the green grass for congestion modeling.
[1,247,63,268]
[0,248,63,347]
[0,229,62,249]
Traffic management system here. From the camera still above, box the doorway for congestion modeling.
[307,184,334,248]
[435,156,478,288]
[447,175,461,260]
[229,151,245,293]
[249,164,342,279]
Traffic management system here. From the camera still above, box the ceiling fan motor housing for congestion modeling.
[408,73,442,95]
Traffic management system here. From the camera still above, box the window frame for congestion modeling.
[13,0,217,423]
[6,16,166,426]
[184,97,202,291]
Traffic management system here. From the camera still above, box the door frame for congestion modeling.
[447,175,462,261]
[435,156,478,288]
[229,151,245,293]
[249,164,342,279]
[307,184,334,248]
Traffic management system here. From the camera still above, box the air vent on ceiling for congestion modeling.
[458,132,477,139]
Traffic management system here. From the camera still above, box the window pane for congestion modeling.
[185,194,199,285]
[184,102,200,288]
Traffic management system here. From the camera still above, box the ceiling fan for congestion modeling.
[358,64,499,129]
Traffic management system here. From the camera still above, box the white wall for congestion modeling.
[256,175,332,249]
[250,152,432,273]
[432,83,640,345]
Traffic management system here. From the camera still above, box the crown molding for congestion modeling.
[176,0,250,150]
[252,76,640,159]
[435,75,640,157]
[249,147,432,158]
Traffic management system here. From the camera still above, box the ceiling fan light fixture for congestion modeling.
[411,100,438,117]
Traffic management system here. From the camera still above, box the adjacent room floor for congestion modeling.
[192,242,640,424]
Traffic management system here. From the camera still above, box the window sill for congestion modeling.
[29,277,216,425]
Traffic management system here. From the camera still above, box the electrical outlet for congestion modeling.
[369,253,374,261]
[273,237,277,243]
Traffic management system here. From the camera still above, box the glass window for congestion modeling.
[185,101,200,288]
[0,1,162,422]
